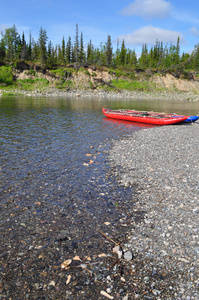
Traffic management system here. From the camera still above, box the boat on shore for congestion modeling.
[183,115,198,123]
[102,108,191,125]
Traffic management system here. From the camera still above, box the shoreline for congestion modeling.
[109,122,199,299]
[1,87,199,101]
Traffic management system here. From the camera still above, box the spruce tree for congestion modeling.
[38,27,48,67]
[74,23,79,63]
[87,40,93,62]
[28,32,32,60]
[79,32,84,63]
[61,37,66,63]
[120,39,126,65]
[66,36,72,63]
[106,34,112,66]
[20,32,28,60]
[0,32,6,59]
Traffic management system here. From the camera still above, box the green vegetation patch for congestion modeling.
[0,66,13,85]
[50,68,73,78]
[111,79,152,91]
[56,79,75,90]
[108,68,126,78]
[17,78,49,90]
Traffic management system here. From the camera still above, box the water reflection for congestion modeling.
[0,95,199,114]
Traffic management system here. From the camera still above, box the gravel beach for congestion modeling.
[1,88,199,102]
[109,121,199,299]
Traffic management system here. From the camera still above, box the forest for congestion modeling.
[1,24,199,71]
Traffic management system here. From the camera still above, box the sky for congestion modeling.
[1,0,199,56]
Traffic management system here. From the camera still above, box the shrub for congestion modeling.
[0,66,13,85]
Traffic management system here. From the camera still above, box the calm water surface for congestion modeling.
[1,95,199,299]
[0,95,198,220]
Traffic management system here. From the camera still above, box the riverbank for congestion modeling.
[1,87,199,102]
[109,121,199,299]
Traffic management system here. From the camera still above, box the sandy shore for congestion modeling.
[109,121,199,299]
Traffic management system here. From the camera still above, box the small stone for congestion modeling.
[113,245,123,259]
[104,222,111,225]
[98,253,107,258]
[100,290,114,299]
[124,251,133,261]
[160,250,167,256]
[61,259,72,269]
[73,255,81,261]
[49,280,55,287]
[66,275,71,285]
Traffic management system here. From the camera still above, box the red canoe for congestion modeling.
[102,108,189,125]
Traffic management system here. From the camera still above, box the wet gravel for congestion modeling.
[0,100,150,300]
[109,121,199,299]
[0,142,135,300]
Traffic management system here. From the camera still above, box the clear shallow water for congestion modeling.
[0,95,198,216]
[1,95,199,299]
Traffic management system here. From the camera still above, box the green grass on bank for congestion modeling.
[16,78,50,90]
[110,79,155,91]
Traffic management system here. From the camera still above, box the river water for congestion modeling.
[0,95,199,298]
[1,95,199,227]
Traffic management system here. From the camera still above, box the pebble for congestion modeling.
[100,290,114,299]
[123,251,133,261]
[109,121,199,299]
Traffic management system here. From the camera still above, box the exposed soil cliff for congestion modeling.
[12,61,199,93]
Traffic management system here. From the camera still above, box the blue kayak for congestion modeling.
[184,116,198,123]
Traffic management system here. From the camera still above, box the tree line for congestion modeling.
[1,24,199,71]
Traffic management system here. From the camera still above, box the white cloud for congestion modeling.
[117,25,186,46]
[120,0,172,19]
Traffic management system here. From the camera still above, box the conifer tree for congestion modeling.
[28,32,32,60]
[87,40,93,62]
[193,43,199,70]
[2,25,20,61]
[32,39,39,61]
[79,32,84,63]
[139,44,149,69]
[113,39,120,66]
[61,37,66,63]
[106,34,112,66]
[66,36,72,63]
[47,40,54,67]
[21,32,28,60]
[174,36,180,65]
[0,32,6,59]
[120,39,126,65]
[74,23,79,63]
[38,27,48,67]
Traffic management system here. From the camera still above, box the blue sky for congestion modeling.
[1,0,199,56]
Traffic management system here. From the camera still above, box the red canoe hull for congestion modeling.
[102,108,189,125]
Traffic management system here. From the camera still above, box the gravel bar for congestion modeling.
[1,88,199,101]
[109,121,199,299]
